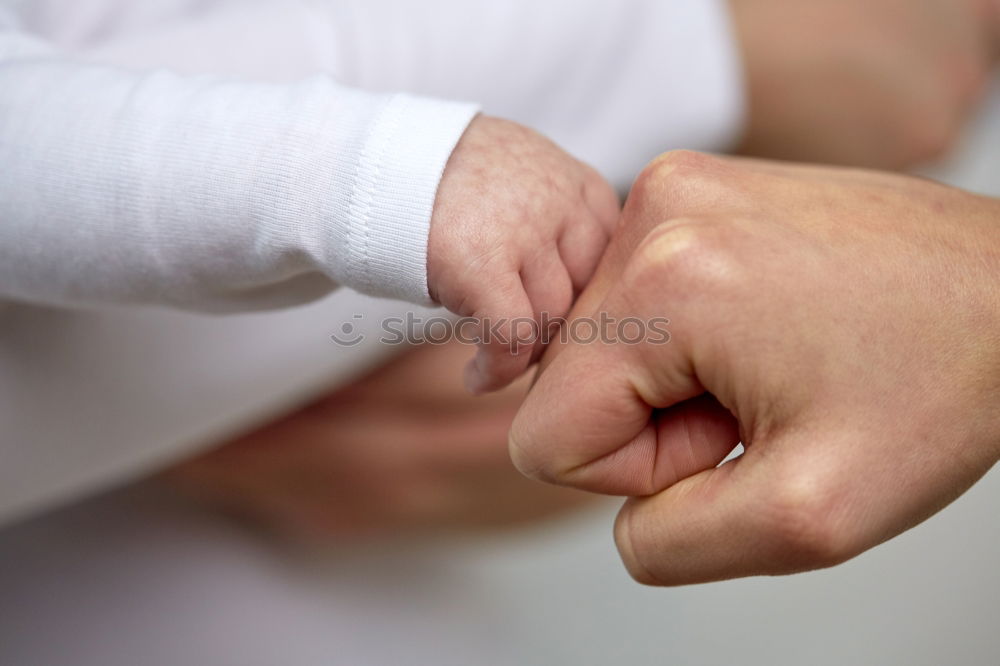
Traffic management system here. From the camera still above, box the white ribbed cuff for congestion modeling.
[344,94,479,305]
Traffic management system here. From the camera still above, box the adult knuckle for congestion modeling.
[630,151,727,213]
[622,220,743,298]
[758,471,855,570]
[646,149,718,173]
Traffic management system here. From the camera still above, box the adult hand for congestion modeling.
[510,151,1000,585]
[731,0,1000,168]
[163,339,589,539]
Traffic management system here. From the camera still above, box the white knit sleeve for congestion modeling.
[0,27,478,311]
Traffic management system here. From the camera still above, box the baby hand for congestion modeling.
[427,116,620,394]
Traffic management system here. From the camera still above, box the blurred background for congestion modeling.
[2,1,999,664]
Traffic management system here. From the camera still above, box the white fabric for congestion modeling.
[0,0,745,525]
[0,13,478,309]
[309,0,744,189]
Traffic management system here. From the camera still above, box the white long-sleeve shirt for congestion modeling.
[1,4,478,309]
[0,0,744,525]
